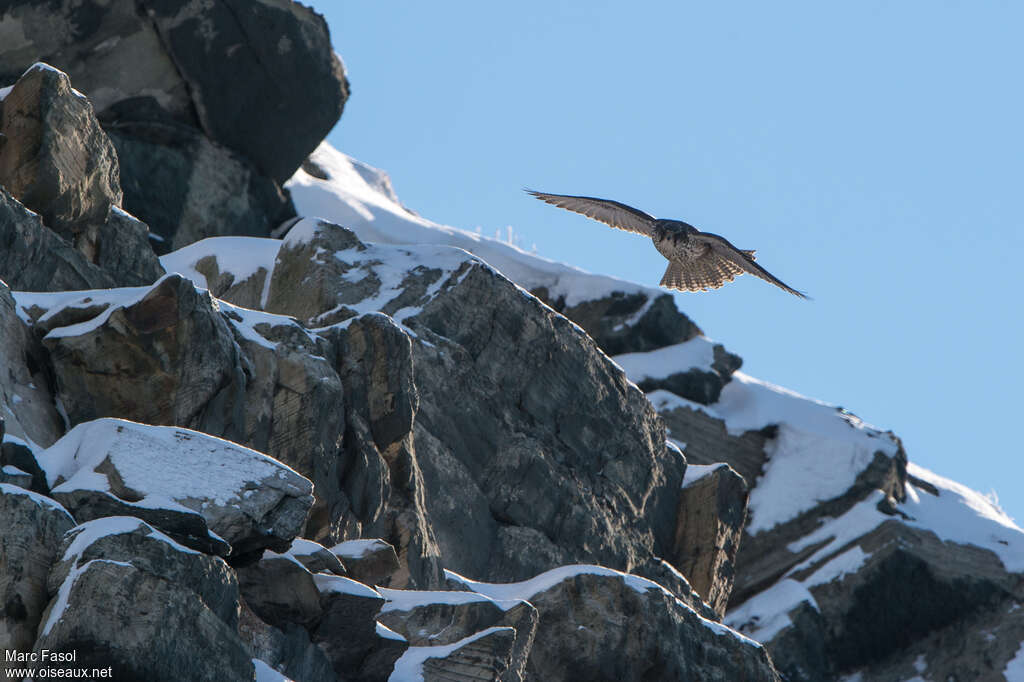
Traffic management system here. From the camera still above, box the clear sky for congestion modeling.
[319,3,1023,523]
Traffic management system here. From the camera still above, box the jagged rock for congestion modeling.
[532,289,700,356]
[656,400,773,493]
[108,122,295,252]
[237,555,323,629]
[0,186,118,291]
[614,336,744,407]
[328,313,441,588]
[311,574,408,681]
[38,274,250,439]
[39,418,314,559]
[377,587,537,681]
[0,63,121,238]
[0,0,348,184]
[238,599,338,682]
[632,556,721,622]
[91,206,165,286]
[0,280,63,449]
[220,303,347,545]
[332,539,401,587]
[732,447,906,607]
[48,516,240,627]
[448,566,781,682]
[406,260,684,583]
[35,559,254,681]
[672,463,748,617]
[0,484,75,670]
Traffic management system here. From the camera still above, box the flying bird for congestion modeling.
[526,190,808,299]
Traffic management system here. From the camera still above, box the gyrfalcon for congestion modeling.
[527,190,808,299]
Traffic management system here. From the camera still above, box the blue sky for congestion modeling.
[320,3,1023,523]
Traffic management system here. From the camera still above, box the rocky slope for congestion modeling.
[1,2,1022,681]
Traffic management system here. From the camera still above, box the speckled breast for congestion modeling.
[653,220,705,262]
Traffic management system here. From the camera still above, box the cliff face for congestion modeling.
[0,4,1022,682]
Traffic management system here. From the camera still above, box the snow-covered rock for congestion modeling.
[447,565,780,681]
[38,418,314,559]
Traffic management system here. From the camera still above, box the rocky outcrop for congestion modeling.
[0,64,164,286]
[448,566,781,682]
[0,0,347,184]
[406,260,684,584]
[0,485,75,671]
[534,289,701,356]
[378,587,537,681]
[39,418,314,559]
[0,280,63,449]
[39,274,248,436]
[332,539,402,587]
[0,186,118,292]
[108,121,295,251]
[311,574,408,682]
[672,463,749,617]
[48,517,241,627]
[0,0,347,251]
[0,63,121,237]
[36,559,254,681]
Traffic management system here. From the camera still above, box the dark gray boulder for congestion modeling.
[533,288,701,356]
[312,574,408,682]
[237,555,323,629]
[221,303,347,545]
[0,180,118,291]
[239,599,338,682]
[0,63,121,238]
[0,0,348,184]
[331,539,402,587]
[107,121,295,252]
[0,186,162,291]
[405,261,684,583]
[39,274,249,440]
[0,484,75,669]
[416,627,519,682]
[47,516,240,628]
[35,559,254,681]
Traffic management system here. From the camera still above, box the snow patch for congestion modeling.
[313,573,382,600]
[378,587,521,614]
[160,236,282,299]
[287,142,654,308]
[725,578,818,643]
[60,516,200,563]
[612,336,717,383]
[331,538,392,560]
[682,463,728,488]
[40,418,309,515]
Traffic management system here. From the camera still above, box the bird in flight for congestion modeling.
[526,190,808,299]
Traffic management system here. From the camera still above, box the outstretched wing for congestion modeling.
[691,231,809,299]
[526,190,656,237]
[659,249,746,292]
